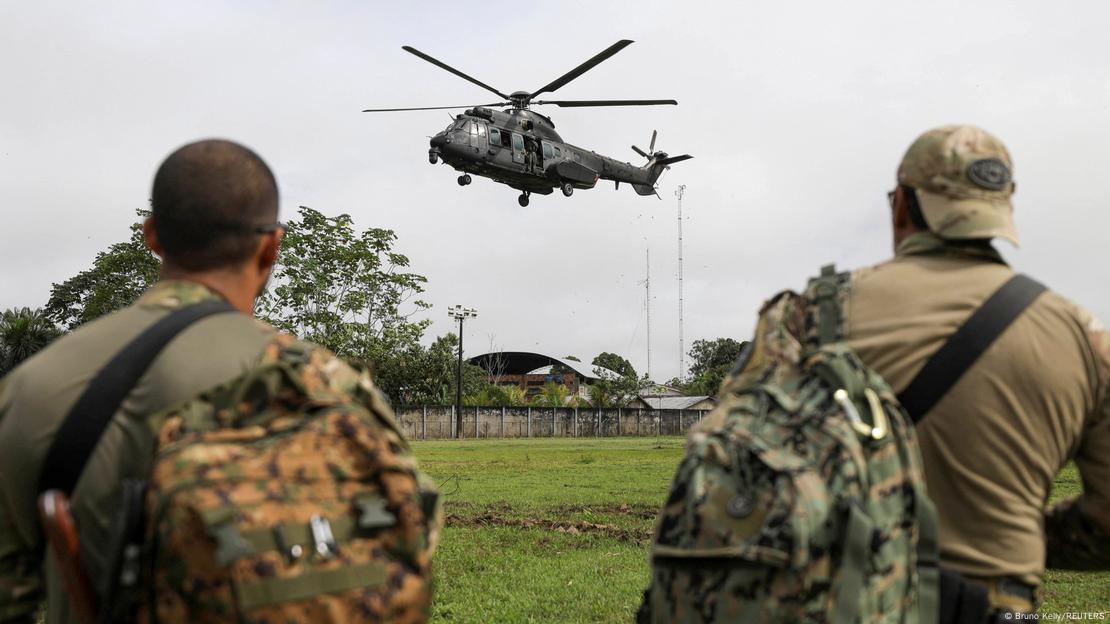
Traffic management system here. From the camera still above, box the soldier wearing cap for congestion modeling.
[827,125,1110,618]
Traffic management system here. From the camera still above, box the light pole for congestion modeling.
[447,305,477,439]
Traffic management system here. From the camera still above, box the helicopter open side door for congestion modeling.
[510,132,526,165]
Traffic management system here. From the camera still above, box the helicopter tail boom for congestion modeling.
[631,153,693,196]
[624,130,692,196]
[632,180,659,196]
[631,160,667,196]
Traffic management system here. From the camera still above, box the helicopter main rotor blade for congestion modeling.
[362,102,506,112]
[402,46,511,100]
[529,39,634,98]
[632,145,649,158]
[534,99,678,107]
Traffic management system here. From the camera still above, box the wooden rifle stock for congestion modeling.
[37,490,100,624]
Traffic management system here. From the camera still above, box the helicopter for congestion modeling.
[363,40,692,207]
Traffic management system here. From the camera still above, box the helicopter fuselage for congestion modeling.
[429,107,661,198]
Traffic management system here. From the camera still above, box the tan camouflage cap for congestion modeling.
[897,125,1018,245]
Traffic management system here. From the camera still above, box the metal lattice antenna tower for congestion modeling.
[676,184,686,381]
[645,248,652,381]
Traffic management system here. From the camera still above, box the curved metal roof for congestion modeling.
[467,351,618,381]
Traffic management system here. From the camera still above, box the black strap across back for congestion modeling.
[896,274,1047,423]
[37,299,235,497]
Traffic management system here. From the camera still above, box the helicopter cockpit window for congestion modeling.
[476,123,486,137]
[489,127,500,146]
[553,146,562,158]
[542,143,553,160]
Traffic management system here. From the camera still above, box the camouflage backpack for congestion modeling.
[105,334,441,623]
[640,266,940,624]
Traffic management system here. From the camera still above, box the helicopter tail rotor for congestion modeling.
[630,130,692,196]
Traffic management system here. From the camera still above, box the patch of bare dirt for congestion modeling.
[444,506,654,544]
[552,502,658,519]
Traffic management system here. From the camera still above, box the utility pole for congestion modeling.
[447,305,477,439]
[676,184,686,382]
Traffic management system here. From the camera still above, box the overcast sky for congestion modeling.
[3,1,1109,382]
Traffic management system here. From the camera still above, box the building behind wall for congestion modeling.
[490,371,584,400]
[468,351,618,402]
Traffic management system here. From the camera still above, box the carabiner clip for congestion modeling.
[834,388,888,441]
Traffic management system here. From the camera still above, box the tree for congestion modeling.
[465,382,530,407]
[584,373,650,408]
[378,333,487,406]
[0,308,62,375]
[585,351,649,407]
[684,338,747,396]
[45,209,160,330]
[532,381,569,407]
[256,206,430,360]
[591,352,636,378]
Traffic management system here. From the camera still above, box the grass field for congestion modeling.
[415,437,1109,623]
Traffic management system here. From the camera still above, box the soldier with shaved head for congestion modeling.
[0,140,438,623]
[0,139,287,623]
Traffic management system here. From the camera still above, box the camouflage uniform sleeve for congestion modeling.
[1045,310,1110,570]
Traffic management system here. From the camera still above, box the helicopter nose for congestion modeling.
[430,134,447,148]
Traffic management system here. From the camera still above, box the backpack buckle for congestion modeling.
[309,515,339,560]
[833,388,888,441]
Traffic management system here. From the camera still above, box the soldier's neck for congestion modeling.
[159,265,257,315]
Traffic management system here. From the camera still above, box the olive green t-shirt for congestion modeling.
[0,281,273,623]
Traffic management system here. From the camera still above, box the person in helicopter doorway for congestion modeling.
[524,139,538,174]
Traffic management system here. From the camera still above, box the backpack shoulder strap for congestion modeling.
[38,298,235,496]
[897,274,1046,423]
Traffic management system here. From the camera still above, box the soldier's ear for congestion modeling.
[257,229,282,271]
[143,218,165,258]
[892,187,915,229]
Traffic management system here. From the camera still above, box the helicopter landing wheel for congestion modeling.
[517,192,530,207]
[457,174,472,186]
[561,182,574,197]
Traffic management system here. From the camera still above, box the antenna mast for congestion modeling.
[645,248,652,381]
[676,185,686,382]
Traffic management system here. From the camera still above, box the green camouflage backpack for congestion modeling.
[106,333,441,624]
[640,266,939,624]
